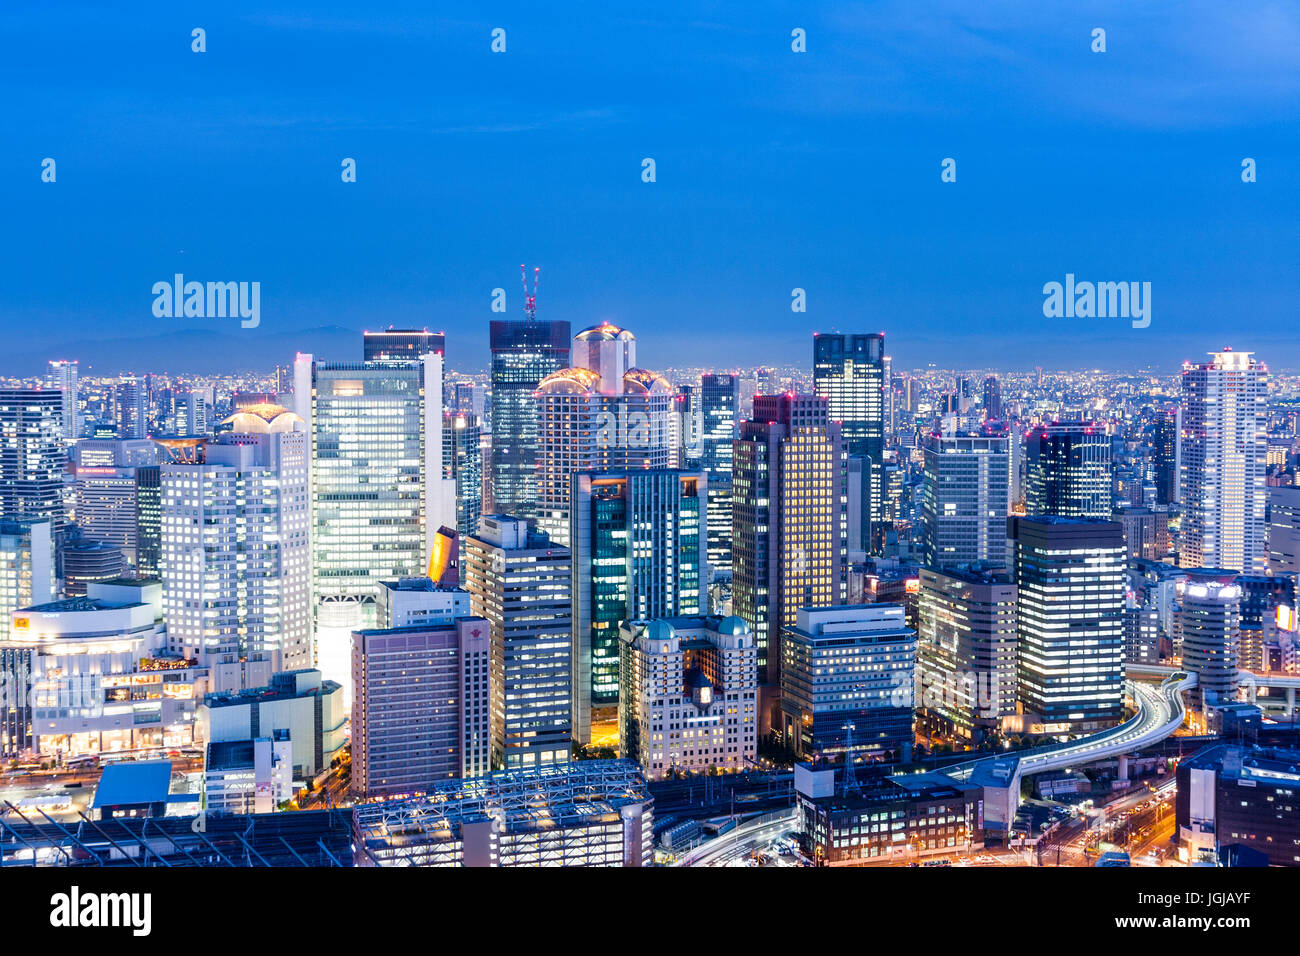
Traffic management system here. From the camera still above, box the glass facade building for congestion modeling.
[488,319,570,518]
[303,351,448,702]
[1025,422,1113,520]
[813,333,886,551]
[1011,516,1126,732]
[700,373,739,574]
[570,470,706,743]
[920,432,1013,570]
[733,394,844,694]
[0,389,66,537]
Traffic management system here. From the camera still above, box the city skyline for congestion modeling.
[2,2,1300,897]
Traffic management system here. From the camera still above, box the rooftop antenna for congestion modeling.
[521,264,540,322]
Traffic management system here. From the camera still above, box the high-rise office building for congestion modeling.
[1180,350,1268,574]
[453,381,485,420]
[733,393,844,701]
[72,439,160,568]
[0,518,54,642]
[618,615,758,779]
[0,388,66,536]
[670,384,701,469]
[1267,486,1300,575]
[916,564,1018,742]
[46,360,80,442]
[535,323,675,547]
[161,406,312,693]
[296,348,451,698]
[463,515,573,770]
[570,469,707,743]
[920,432,1013,570]
[1153,406,1182,506]
[1025,422,1113,519]
[488,318,570,517]
[1011,517,1126,732]
[114,375,148,439]
[982,375,1002,422]
[1114,504,1172,562]
[134,465,162,577]
[362,328,445,362]
[699,375,739,473]
[170,389,209,436]
[0,518,55,756]
[813,333,885,550]
[1124,603,1161,666]
[780,604,916,763]
[700,373,740,574]
[443,411,483,535]
[1178,569,1242,710]
[350,617,492,797]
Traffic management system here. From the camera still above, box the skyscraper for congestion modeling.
[916,564,1018,743]
[570,469,707,743]
[1268,486,1300,574]
[161,405,312,693]
[982,375,1002,422]
[114,375,148,439]
[700,373,740,574]
[350,617,492,797]
[362,328,446,362]
[0,518,55,641]
[134,465,162,577]
[780,604,916,763]
[488,318,571,517]
[443,411,483,535]
[1178,569,1242,710]
[463,515,573,770]
[1025,422,1113,519]
[1011,517,1126,733]
[1180,350,1268,574]
[298,348,451,697]
[920,432,1013,570]
[171,389,209,436]
[72,439,160,568]
[813,333,885,551]
[535,323,675,547]
[46,360,80,442]
[733,393,843,705]
[1153,405,1182,506]
[0,388,65,536]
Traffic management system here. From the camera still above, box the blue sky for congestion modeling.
[3,1,1298,374]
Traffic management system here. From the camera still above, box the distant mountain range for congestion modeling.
[7,325,487,377]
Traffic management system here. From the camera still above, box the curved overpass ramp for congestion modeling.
[940,674,1193,783]
[676,674,1195,861]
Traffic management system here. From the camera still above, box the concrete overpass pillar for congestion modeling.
[1117,754,1129,784]
[1288,686,1296,718]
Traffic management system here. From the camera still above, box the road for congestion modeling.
[1037,777,1178,866]
[944,674,1191,784]
[672,812,799,867]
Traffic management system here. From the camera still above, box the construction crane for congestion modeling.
[521,264,540,321]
